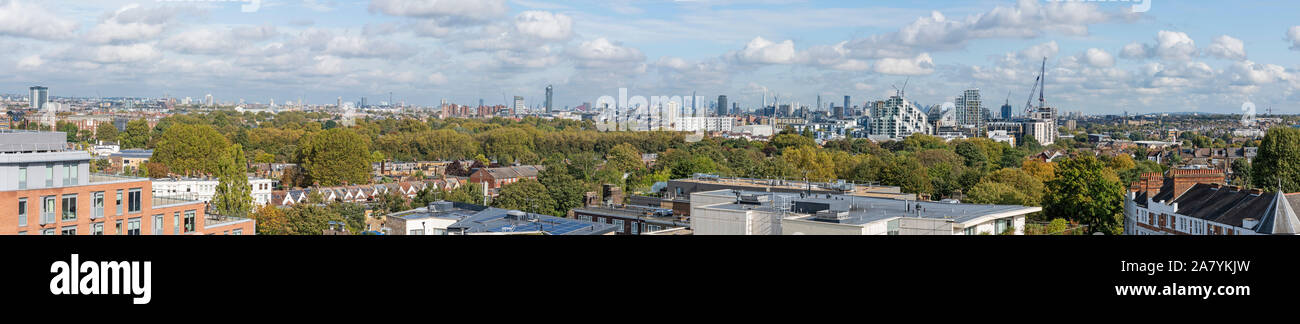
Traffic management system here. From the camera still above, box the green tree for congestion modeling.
[1251,127,1300,192]
[1231,158,1252,188]
[213,144,253,218]
[95,122,119,143]
[606,143,645,174]
[446,183,486,205]
[152,123,230,176]
[120,119,152,149]
[1043,155,1125,234]
[981,168,1045,206]
[769,133,816,151]
[492,180,557,216]
[57,122,80,143]
[967,181,1030,206]
[297,128,372,186]
[539,163,587,215]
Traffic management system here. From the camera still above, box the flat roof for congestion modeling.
[699,189,1040,225]
[449,208,617,235]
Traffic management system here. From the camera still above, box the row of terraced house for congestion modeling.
[270,179,465,206]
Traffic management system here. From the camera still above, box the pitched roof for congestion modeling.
[481,165,545,179]
[1171,184,1274,228]
[1255,192,1300,235]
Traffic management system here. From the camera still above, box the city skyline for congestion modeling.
[0,0,1297,114]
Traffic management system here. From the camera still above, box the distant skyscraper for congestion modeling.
[1001,99,1013,121]
[336,97,342,108]
[955,89,984,133]
[843,96,850,115]
[359,97,367,108]
[29,86,48,110]
[479,99,485,108]
[545,85,553,113]
[717,95,728,117]
[514,96,525,114]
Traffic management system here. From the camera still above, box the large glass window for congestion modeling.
[17,165,26,189]
[153,214,164,235]
[173,212,180,235]
[60,226,76,235]
[66,162,78,185]
[17,198,27,227]
[184,210,196,233]
[127,218,141,235]
[128,188,142,213]
[45,163,53,187]
[41,196,55,225]
[92,223,104,235]
[93,192,104,219]
[61,194,77,221]
[115,190,123,215]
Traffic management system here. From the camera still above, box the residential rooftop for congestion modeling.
[699,189,1041,225]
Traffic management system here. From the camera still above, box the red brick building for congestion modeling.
[0,131,253,235]
[468,165,544,191]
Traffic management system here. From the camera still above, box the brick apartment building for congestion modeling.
[468,165,544,191]
[0,131,254,235]
[1125,168,1299,235]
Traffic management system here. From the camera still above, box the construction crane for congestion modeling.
[892,77,910,98]
[1024,57,1046,117]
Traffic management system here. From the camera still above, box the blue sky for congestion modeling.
[1,0,1297,114]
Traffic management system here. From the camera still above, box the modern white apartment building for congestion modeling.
[868,94,930,141]
[152,177,277,206]
[675,117,734,133]
[690,189,1040,235]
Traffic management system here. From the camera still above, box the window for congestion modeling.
[18,165,26,189]
[17,231,25,235]
[173,212,180,235]
[128,188,141,213]
[409,229,424,235]
[60,226,76,235]
[631,222,640,235]
[126,218,141,235]
[92,192,104,219]
[115,220,122,235]
[995,218,1013,234]
[17,198,27,227]
[43,229,54,235]
[184,210,196,233]
[153,214,164,235]
[92,223,104,235]
[66,162,78,186]
[41,196,55,225]
[115,190,123,215]
[232,229,242,235]
[964,226,977,235]
[45,163,53,187]
[61,194,77,221]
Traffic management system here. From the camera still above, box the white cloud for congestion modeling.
[1226,60,1295,86]
[514,11,572,41]
[1021,41,1059,60]
[1120,31,1198,61]
[1120,42,1149,59]
[17,55,42,70]
[1288,26,1300,50]
[369,0,508,21]
[799,41,871,71]
[428,72,448,85]
[0,0,78,40]
[1154,30,1197,61]
[845,0,1120,58]
[732,37,796,64]
[1205,35,1246,60]
[873,53,935,75]
[93,43,162,64]
[1082,48,1115,67]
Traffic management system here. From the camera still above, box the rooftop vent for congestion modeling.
[1243,218,1259,229]
[738,194,769,205]
[506,210,527,220]
[429,201,454,212]
[814,210,850,222]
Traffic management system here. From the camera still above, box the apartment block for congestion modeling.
[0,131,254,235]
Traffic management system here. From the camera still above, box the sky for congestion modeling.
[1,0,1298,115]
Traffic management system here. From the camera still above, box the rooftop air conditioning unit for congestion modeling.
[814,210,850,222]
